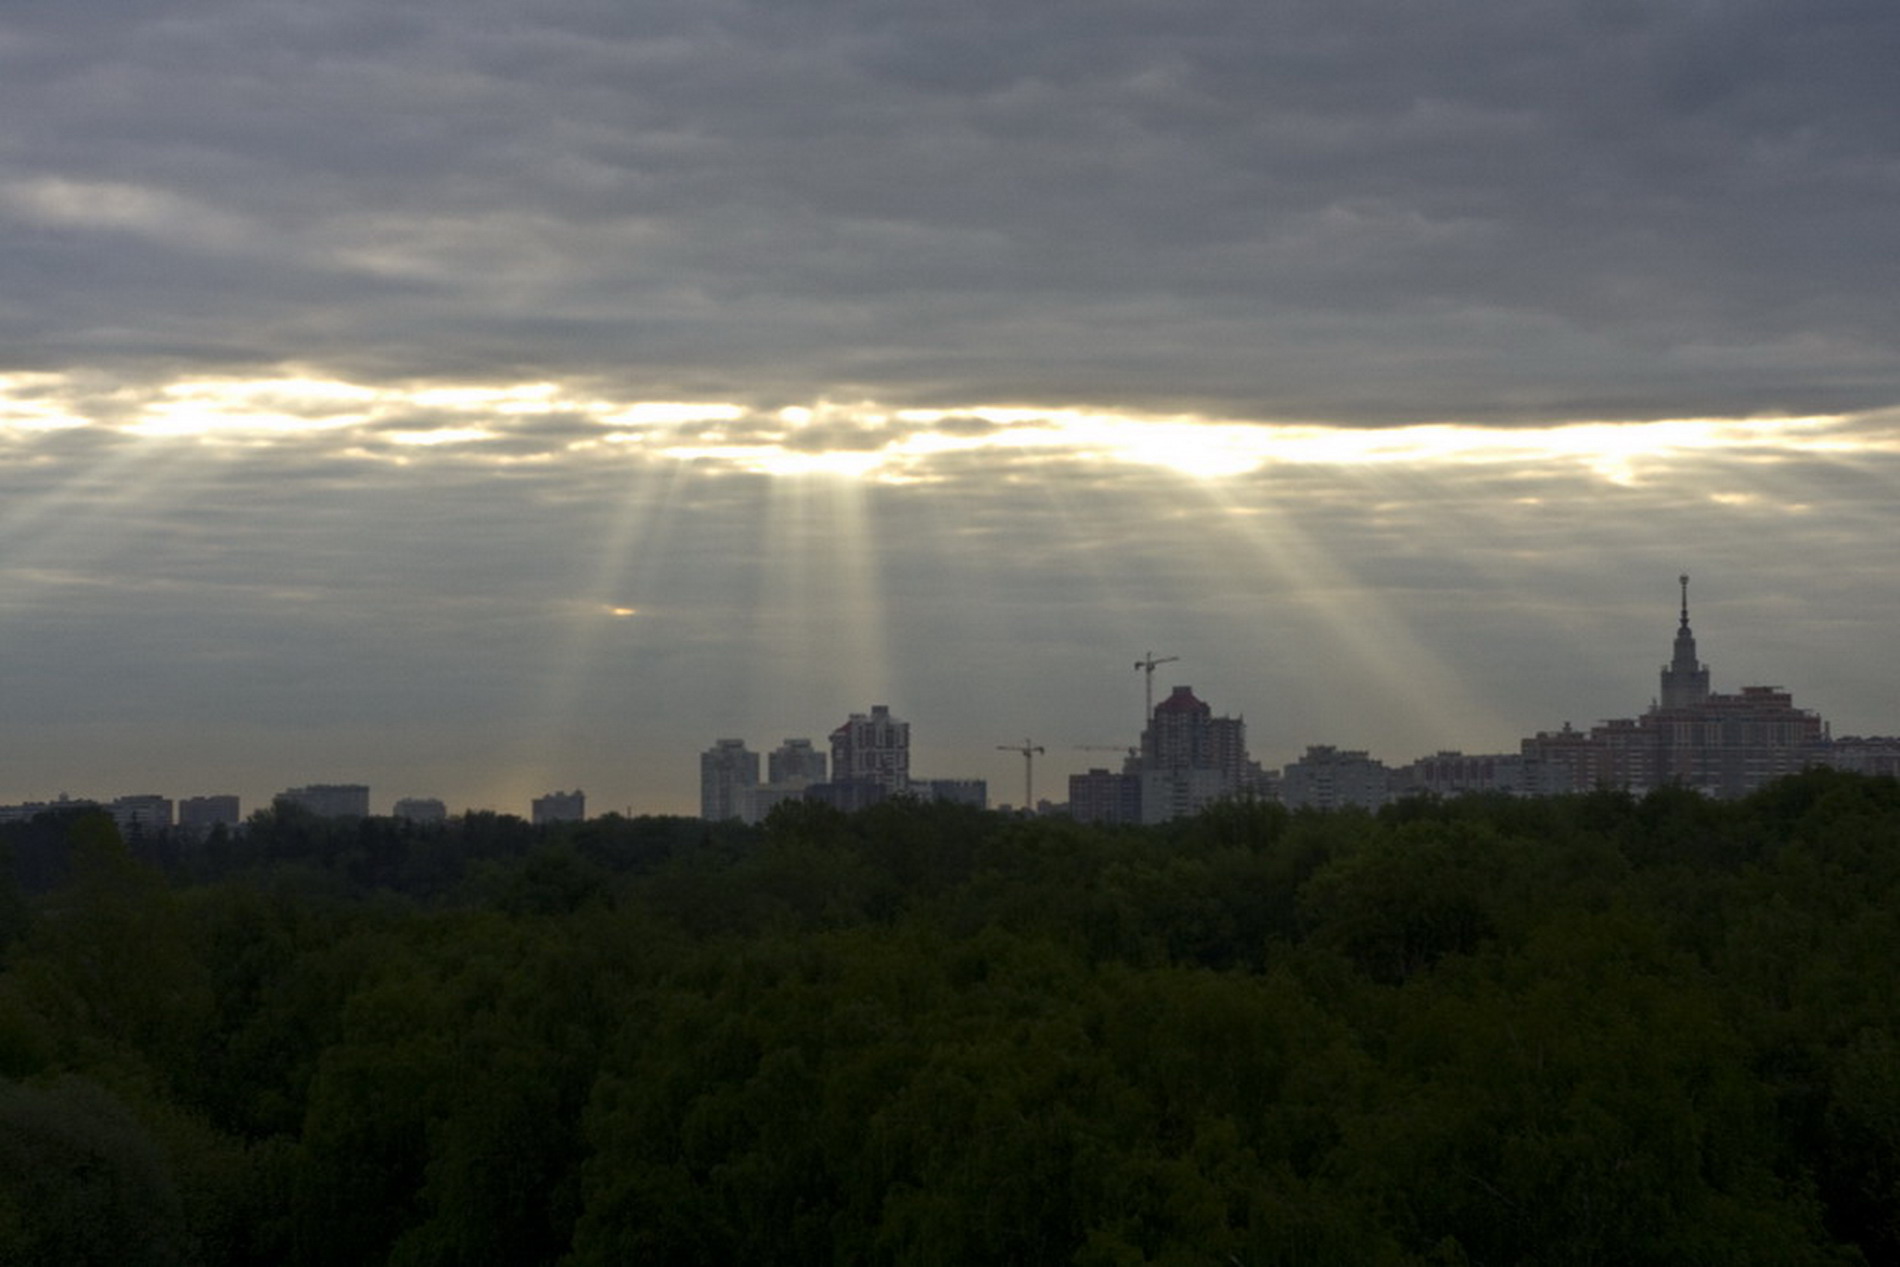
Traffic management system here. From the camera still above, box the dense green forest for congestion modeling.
[2,772,1897,1265]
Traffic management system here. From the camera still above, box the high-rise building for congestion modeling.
[278,784,370,818]
[532,789,586,825]
[1142,685,1211,770]
[1129,686,1257,823]
[828,705,909,792]
[701,738,760,821]
[768,738,827,785]
[795,706,913,814]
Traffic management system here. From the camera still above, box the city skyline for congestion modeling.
[8,575,1896,821]
[4,4,1899,815]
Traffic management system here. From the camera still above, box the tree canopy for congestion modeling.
[1,773,1896,1264]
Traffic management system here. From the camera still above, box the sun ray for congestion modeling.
[1181,469,1520,762]
[0,436,224,606]
[500,453,699,802]
[749,470,828,730]
[824,474,893,707]
[982,464,1175,789]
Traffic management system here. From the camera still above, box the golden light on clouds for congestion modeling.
[607,402,749,426]
[384,427,497,447]
[406,383,562,412]
[657,443,893,481]
[2,371,1892,489]
[121,377,377,438]
[0,373,87,432]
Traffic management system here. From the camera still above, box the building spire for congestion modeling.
[1660,572,1710,710]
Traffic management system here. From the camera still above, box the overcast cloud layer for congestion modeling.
[7,0,1900,417]
[3,1,1899,813]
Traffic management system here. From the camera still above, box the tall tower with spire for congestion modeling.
[1659,573,1711,710]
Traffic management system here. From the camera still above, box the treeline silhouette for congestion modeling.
[1,772,1896,1265]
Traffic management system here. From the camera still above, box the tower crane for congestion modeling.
[1134,650,1180,723]
[997,738,1046,811]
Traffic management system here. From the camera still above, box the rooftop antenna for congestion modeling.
[1134,650,1180,724]
[997,738,1045,810]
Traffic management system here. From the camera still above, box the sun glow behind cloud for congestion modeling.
[384,427,497,447]
[3,372,1894,489]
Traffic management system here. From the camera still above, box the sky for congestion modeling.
[3,0,1899,816]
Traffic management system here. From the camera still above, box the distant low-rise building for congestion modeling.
[742,782,810,822]
[1139,765,1237,823]
[1391,752,1569,799]
[1825,736,1900,779]
[915,778,988,809]
[1069,768,1142,826]
[279,784,370,818]
[177,795,241,834]
[393,797,448,824]
[108,794,174,839]
[0,795,98,824]
[803,779,893,813]
[532,789,585,825]
[1280,745,1393,812]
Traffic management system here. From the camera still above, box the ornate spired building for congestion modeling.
[1523,576,1829,798]
[1659,574,1712,710]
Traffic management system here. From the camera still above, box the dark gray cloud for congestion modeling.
[3,0,1898,417]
